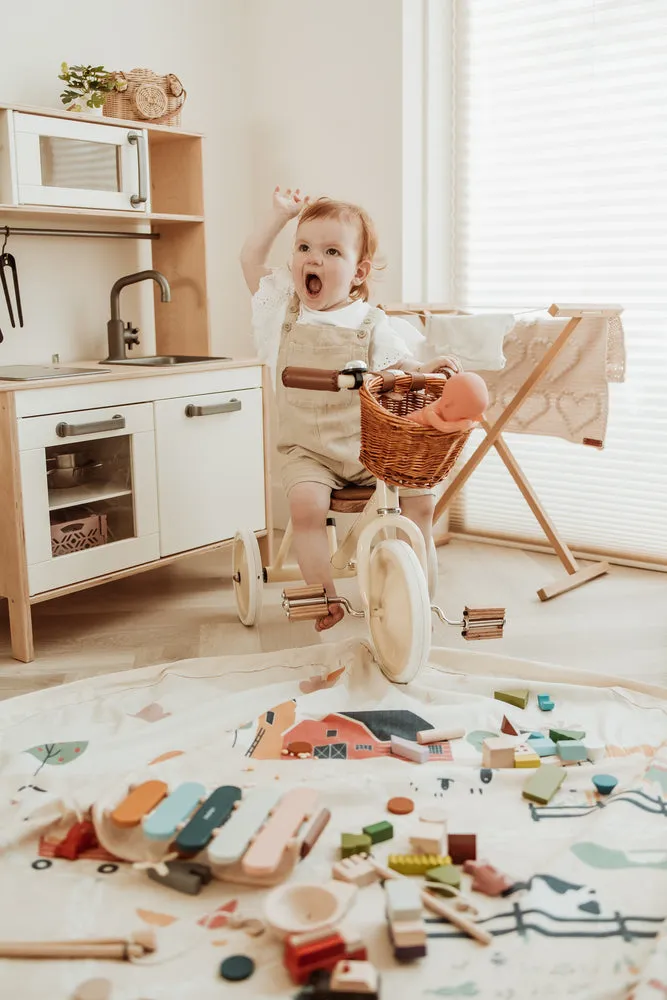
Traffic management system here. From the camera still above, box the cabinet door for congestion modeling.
[18,402,159,596]
[154,387,266,557]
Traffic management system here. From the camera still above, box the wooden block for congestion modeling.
[537,694,554,712]
[363,820,393,844]
[409,821,446,855]
[330,960,380,995]
[146,860,212,895]
[592,774,618,796]
[111,780,169,829]
[390,735,429,764]
[341,833,372,859]
[332,855,379,887]
[585,741,606,763]
[447,834,476,864]
[482,735,517,768]
[500,715,519,736]
[557,740,587,762]
[425,864,461,891]
[527,736,557,757]
[549,728,585,742]
[385,878,422,922]
[522,765,566,805]
[390,918,427,949]
[417,727,465,744]
[494,689,529,710]
[514,750,541,768]
[388,854,450,876]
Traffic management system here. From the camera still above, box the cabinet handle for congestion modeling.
[56,414,126,437]
[185,398,242,417]
[128,131,148,207]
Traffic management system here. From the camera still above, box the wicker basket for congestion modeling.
[103,69,186,127]
[50,510,107,557]
[359,371,471,489]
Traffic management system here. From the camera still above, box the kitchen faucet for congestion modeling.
[105,270,171,361]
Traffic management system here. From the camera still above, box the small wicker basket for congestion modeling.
[104,69,186,127]
[359,370,471,489]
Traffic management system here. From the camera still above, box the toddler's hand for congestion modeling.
[272,186,309,220]
[419,355,462,375]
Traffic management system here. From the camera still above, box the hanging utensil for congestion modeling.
[0,227,24,341]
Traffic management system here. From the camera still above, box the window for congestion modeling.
[265,711,275,725]
[445,0,667,562]
[355,744,373,752]
[326,729,338,738]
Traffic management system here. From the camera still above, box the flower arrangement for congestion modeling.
[58,63,127,112]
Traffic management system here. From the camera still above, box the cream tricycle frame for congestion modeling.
[233,363,505,684]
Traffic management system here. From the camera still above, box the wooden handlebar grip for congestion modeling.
[281,367,341,392]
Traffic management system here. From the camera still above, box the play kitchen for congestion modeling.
[0,101,270,664]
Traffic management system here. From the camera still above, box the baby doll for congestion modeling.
[406,371,489,432]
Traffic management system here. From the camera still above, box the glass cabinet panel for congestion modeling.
[46,435,136,557]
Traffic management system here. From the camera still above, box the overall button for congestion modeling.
[357,331,366,340]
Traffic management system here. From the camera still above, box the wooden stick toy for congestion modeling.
[0,930,156,961]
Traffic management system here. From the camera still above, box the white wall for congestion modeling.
[0,0,251,365]
[242,0,406,304]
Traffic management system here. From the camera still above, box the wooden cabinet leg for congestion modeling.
[8,595,34,663]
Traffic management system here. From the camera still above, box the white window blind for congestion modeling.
[450,0,667,564]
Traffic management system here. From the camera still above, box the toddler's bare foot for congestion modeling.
[315,603,345,632]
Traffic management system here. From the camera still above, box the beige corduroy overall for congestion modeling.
[275,294,430,497]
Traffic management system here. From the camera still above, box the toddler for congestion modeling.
[240,187,454,630]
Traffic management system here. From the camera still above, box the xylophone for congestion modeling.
[91,779,328,887]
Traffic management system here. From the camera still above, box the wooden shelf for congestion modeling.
[0,204,203,225]
[48,484,132,511]
[0,101,204,138]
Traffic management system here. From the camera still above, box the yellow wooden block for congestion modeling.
[515,753,541,768]
[388,854,451,876]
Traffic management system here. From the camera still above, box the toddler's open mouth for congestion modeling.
[305,273,322,297]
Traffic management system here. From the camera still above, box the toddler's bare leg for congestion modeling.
[289,482,344,631]
[400,494,436,551]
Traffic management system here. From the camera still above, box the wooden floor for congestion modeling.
[0,539,664,700]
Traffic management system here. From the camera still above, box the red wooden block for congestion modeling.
[500,715,519,736]
[448,833,477,864]
[53,820,98,861]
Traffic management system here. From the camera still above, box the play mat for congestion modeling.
[0,638,666,999]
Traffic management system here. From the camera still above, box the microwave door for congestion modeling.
[12,114,150,212]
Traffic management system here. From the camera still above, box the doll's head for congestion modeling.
[291,198,379,311]
[439,372,489,421]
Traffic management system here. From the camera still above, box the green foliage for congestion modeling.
[58,62,122,110]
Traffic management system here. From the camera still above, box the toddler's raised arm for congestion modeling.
[240,187,308,294]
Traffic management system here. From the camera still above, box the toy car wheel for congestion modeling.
[368,539,430,684]
[232,529,263,626]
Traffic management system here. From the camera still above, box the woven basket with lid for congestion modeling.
[103,68,186,127]
[359,369,471,489]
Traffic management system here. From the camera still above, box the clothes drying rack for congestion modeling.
[380,303,623,601]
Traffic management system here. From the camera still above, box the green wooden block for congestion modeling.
[494,689,529,710]
[426,864,461,893]
[362,820,393,844]
[549,728,586,743]
[557,740,587,762]
[522,765,566,805]
[340,833,371,859]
